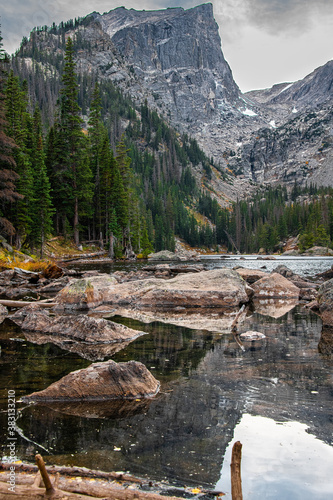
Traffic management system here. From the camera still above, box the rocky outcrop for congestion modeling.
[317,279,333,327]
[251,272,300,299]
[22,360,160,401]
[302,246,333,256]
[148,250,199,261]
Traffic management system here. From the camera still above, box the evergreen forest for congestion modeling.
[1,25,333,257]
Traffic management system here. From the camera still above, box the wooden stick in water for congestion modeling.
[230,441,243,500]
[35,454,56,494]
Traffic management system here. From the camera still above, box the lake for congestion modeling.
[0,256,332,499]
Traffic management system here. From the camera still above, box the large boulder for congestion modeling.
[134,268,251,309]
[251,272,300,299]
[317,279,333,326]
[148,250,182,261]
[55,274,118,309]
[302,246,333,256]
[273,264,318,301]
[55,268,251,311]
[21,360,160,401]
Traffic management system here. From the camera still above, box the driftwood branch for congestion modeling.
[0,299,56,308]
[60,251,107,262]
[231,305,246,352]
[230,441,243,500]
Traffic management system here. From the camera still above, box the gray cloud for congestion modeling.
[1,1,332,90]
[213,0,333,36]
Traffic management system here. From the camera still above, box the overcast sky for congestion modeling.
[1,0,332,92]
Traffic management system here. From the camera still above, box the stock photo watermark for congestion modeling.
[5,389,17,493]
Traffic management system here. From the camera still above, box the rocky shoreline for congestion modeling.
[1,260,332,403]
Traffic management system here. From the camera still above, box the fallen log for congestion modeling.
[0,459,188,499]
[60,251,107,262]
[0,461,141,482]
[0,299,56,308]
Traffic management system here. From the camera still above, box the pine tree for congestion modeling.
[30,135,54,255]
[0,29,22,238]
[4,71,34,247]
[55,36,93,245]
[88,81,106,240]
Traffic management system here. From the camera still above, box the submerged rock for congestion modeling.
[318,327,333,355]
[239,330,266,340]
[21,360,160,402]
[11,308,145,344]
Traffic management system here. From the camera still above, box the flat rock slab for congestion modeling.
[11,307,145,344]
[55,268,251,311]
[22,360,160,402]
[135,269,251,309]
[251,272,300,299]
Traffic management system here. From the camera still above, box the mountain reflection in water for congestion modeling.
[0,297,332,497]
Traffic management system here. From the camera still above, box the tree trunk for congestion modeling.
[74,197,79,246]
[109,232,114,259]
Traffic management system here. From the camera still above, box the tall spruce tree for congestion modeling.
[88,81,106,240]
[4,71,34,247]
[55,36,92,245]
[0,30,22,240]
[30,135,54,255]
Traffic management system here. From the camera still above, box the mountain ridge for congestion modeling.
[13,3,333,196]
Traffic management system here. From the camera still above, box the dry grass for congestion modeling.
[0,252,50,272]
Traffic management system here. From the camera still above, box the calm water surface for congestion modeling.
[0,257,332,499]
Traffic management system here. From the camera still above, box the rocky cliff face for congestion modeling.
[76,4,333,191]
[17,3,333,195]
[231,60,333,187]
